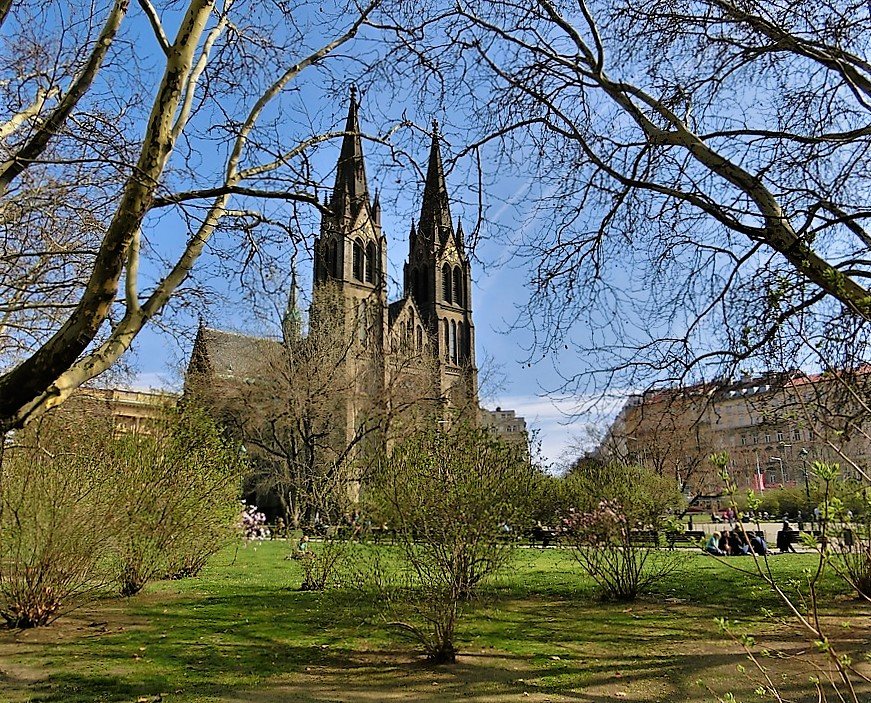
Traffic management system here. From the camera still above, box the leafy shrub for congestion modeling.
[563,463,685,601]
[372,424,535,663]
[296,538,349,591]
[0,411,117,627]
[110,407,243,596]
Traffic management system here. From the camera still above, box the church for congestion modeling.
[186,90,500,521]
[309,87,479,419]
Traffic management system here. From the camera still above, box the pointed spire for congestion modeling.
[408,219,417,254]
[372,189,381,226]
[331,85,369,219]
[282,265,302,342]
[455,218,465,250]
[418,119,453,247]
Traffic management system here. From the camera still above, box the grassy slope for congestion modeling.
[0,543,865,703]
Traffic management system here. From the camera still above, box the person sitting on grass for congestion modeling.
[705,532,725,556]
[718,530,731,555]
[750,532,769,556]
[727,527,750,555]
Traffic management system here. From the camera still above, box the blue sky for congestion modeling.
[74,3,630,469]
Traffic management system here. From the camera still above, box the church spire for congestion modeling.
[418,120,453,246]
[331,85,369,218]
[282,265,302,342]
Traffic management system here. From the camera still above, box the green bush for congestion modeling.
[0,412,118,627]
[109,407,243,596]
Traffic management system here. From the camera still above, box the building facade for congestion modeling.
[598,370,871,503]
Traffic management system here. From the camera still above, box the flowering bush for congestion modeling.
[240,503,271,541]
[564,499,630,547]
[561,464,687,602]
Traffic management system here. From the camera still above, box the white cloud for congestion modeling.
[487,392,631,471]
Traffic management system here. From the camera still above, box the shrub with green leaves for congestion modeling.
[110,407,244,596]
[562,462,686,600]
[0,411,118,628]
[372,423,536,663]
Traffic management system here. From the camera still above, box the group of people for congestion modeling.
[705,527,769,556]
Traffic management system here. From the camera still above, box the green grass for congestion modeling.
[0,543,865,703]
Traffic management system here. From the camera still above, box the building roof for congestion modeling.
[192,326,281,381]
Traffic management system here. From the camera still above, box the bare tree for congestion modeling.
[190,282,438,526]
[375,0,871,392]
[0,0,388,433]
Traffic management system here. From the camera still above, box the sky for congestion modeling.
[58,1,632,469]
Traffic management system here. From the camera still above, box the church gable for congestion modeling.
[387,297,429,354]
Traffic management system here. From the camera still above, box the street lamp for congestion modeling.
[769,456,785,485]
[798,447,812,509]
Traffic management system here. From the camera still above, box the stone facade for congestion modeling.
[598,370,871,502]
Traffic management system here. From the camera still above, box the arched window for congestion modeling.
[442,263,452,303]
[324,239,339,279]
[409,268,418,300]
[443,319,450,360]
[453,267,463,307]
[456,321,464,362]
[416,325,423,352]
[316,243,327,282]
[357,299,367,345]
[352,239,364,281]
[450,320,457,364]
[417,267,428,303]
[365,241,376,283]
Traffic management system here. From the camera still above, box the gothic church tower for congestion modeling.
[403,121,478,414]
[312,88,388,452]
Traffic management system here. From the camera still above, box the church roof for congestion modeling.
[388,300,405,326]
[193,327,281,381]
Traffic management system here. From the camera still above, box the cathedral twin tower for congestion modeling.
[311,89,479,415]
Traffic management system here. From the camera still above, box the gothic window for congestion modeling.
[443,319,449,360]
[416,325,423,352]
[409,268,419,300]
[316,243,327,282]
[442,263,452,303]
[457,321,465,362]
[365,241,376,283]
[453,267,463,307]
[353,239,364,281]
[357,299,367,345]
[450,319,457,364]
[324,239,339,279]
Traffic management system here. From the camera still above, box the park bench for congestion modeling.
[629,529,661,547]
[528,526,558,548]
[665,530,706,550]
[777,530,823,548]
[370,526,396,545]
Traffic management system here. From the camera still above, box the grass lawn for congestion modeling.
[0,543,868,702]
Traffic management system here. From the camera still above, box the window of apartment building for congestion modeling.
[764,432,771,443]
[741,435,747,446]
[792,428,801,441]
[776,431,784,442]
[753,435,758,444]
